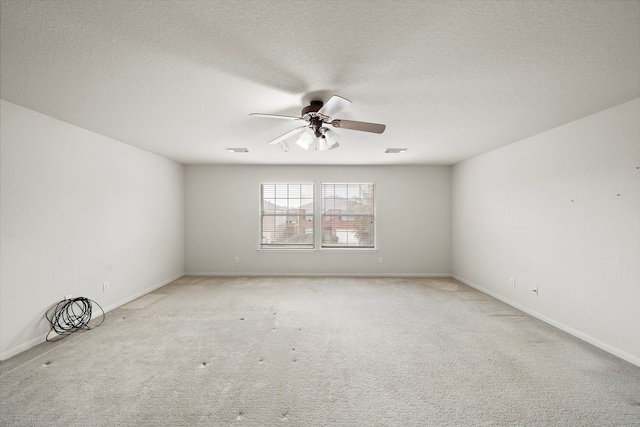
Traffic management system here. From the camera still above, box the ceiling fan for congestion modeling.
[250,95,386,151]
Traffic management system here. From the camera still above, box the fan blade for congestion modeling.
[317,95,351,118]
[330,119,386,134]
[250,113,302,120]
[267,126,308,144]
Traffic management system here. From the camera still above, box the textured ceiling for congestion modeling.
[1,0,639,165]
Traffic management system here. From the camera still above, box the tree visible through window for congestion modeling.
[260,184,314,249]
[321,183,375,248]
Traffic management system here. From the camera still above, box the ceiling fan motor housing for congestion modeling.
[301,100,323,116]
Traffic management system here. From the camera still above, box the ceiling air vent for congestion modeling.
[384,148,407,154]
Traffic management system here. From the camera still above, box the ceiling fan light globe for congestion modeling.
[296,130,314,150]
[318,136,330,151]
[324,129,340,148]
[295,139,311,150]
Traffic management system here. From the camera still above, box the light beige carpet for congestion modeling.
[1,276,639,426]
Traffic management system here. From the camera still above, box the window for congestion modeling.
[322,183,375,248]
[260,184,314,249]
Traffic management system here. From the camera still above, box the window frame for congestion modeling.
[320,182,376,250]
[259,183,315,250]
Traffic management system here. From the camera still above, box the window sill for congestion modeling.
[258,248,317,252]
[320,247,377,252]
[257,247,378,253]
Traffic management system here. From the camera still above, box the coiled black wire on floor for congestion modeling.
[45,297,105,342]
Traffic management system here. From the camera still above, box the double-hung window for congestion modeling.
[321,183,375,249]
[260,183,314,249]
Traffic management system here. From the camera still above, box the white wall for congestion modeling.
[452,98,640,366]
[186,165,451,276]
[0,100,185,360]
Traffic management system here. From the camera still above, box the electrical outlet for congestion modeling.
[234,257,240,264]
[378,257,384,264]
[509,278,515,287]
[103,282,110,293]
[531,285,538,295]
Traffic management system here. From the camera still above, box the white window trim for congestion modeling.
[258,182,315,250]
[320,182,377,250]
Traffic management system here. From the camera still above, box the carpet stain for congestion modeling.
[43,360,52,366]
[237,411,244,420]
[200,362,209,368]
[631,402,640,406]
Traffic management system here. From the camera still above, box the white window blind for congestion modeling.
[260,184,314,249]
[322,183,375,248]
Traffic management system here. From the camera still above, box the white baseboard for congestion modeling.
[452,275,640,368]
[0,335,51,363]
[184,272,452,278]
[100,273,184,314]
[0,273,185,362]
